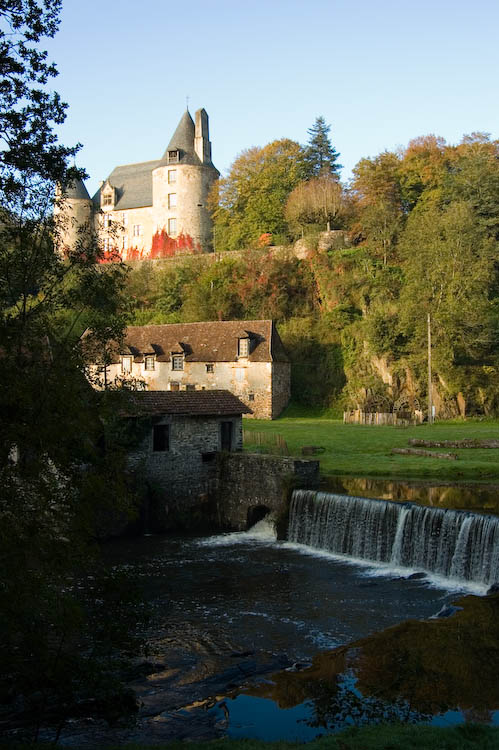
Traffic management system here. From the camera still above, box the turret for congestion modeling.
[152,108,219,252]
[54,178,94,254]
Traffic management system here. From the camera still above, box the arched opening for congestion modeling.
[247,504,270,529]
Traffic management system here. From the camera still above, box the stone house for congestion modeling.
[86,320,290,420]
[124,390,251,524]
[56,108,219,258]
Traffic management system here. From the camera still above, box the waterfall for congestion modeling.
[288,490,499,586]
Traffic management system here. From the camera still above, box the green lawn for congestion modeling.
[243,415,499,481]
[16,724,497,749]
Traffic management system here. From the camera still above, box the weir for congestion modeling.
[288,490,499,586]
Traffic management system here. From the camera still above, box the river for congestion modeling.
[49,510,490,746]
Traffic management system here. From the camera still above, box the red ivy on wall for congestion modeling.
[98,230,203,263]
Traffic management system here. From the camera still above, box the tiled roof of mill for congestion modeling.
[111,320,289,363]
[123,389,252,416]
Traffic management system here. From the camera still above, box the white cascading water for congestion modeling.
[288,490,499,586]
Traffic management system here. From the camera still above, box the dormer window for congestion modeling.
[238,337,250,357]
[168,150,179,164]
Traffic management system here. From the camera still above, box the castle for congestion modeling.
[57,108,219,260]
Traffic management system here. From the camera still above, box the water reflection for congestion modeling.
[241,593,499,736]
[322,476,499,514]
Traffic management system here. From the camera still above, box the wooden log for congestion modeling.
[409,438,499,449]
[392,447,458,460]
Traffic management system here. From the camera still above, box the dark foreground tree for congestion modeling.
[0,2,145,740]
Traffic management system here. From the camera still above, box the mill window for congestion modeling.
[153,424,169,452]
[121,355,132,373]
[172,354,183,371]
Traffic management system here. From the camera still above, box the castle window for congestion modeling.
[103,214,112,228]
[133,224,143,237]
[123,236,129,250]
[206,363,214,373]
[172,354,183,371]
[103,237,112,252]
[168,170,177,183]
[168,218,177,236]
[144,355,155,371]
[168,150,179,163]
[168,193,177,209]
[102,193,113,206]
[153,424,169,452]
[248,393,255,401]
[122,212,128,227]
[121,355,132,373]
[238,337,250,357]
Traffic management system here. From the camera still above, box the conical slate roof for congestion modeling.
[160,110,201,166]
[165,110,195,154]
[63,178,91,200]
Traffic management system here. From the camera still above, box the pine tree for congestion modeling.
[306,116,343,179]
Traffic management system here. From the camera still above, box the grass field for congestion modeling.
[243,412,499,482]
[10,724,499,749]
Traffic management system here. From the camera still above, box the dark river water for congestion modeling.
[65,517,490,745]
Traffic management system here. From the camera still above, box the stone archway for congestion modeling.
[246,504,270,529]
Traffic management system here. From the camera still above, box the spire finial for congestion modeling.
[186,95,190,111]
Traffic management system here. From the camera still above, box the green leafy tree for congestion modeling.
[211,139,309,252]
[305,116,342,178]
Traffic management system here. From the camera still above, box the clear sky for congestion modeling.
[48,0,499,197]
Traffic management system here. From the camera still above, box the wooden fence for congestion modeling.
[243,430,289,455]
[343,410,424,426]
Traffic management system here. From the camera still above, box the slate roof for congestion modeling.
[92,160,160,211]
[63,178,91,200]
[159,109,201,167]
[122,390,252,416]
[107,320,289,364]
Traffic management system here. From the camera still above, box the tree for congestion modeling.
[0,2,144,737]
[285,176,344,235]
[210,139,309,252]
[305,116,342,179]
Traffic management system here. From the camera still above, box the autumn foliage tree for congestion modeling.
[210,139,309,251]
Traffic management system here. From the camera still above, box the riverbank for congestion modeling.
[243,417,499,481]
[6,723,499,748]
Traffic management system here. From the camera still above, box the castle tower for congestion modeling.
[152,108,219,252]
[54,178,94,254]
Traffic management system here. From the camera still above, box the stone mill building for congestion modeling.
[56,107,219,259]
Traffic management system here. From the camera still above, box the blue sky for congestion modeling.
[48,0,499,196]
